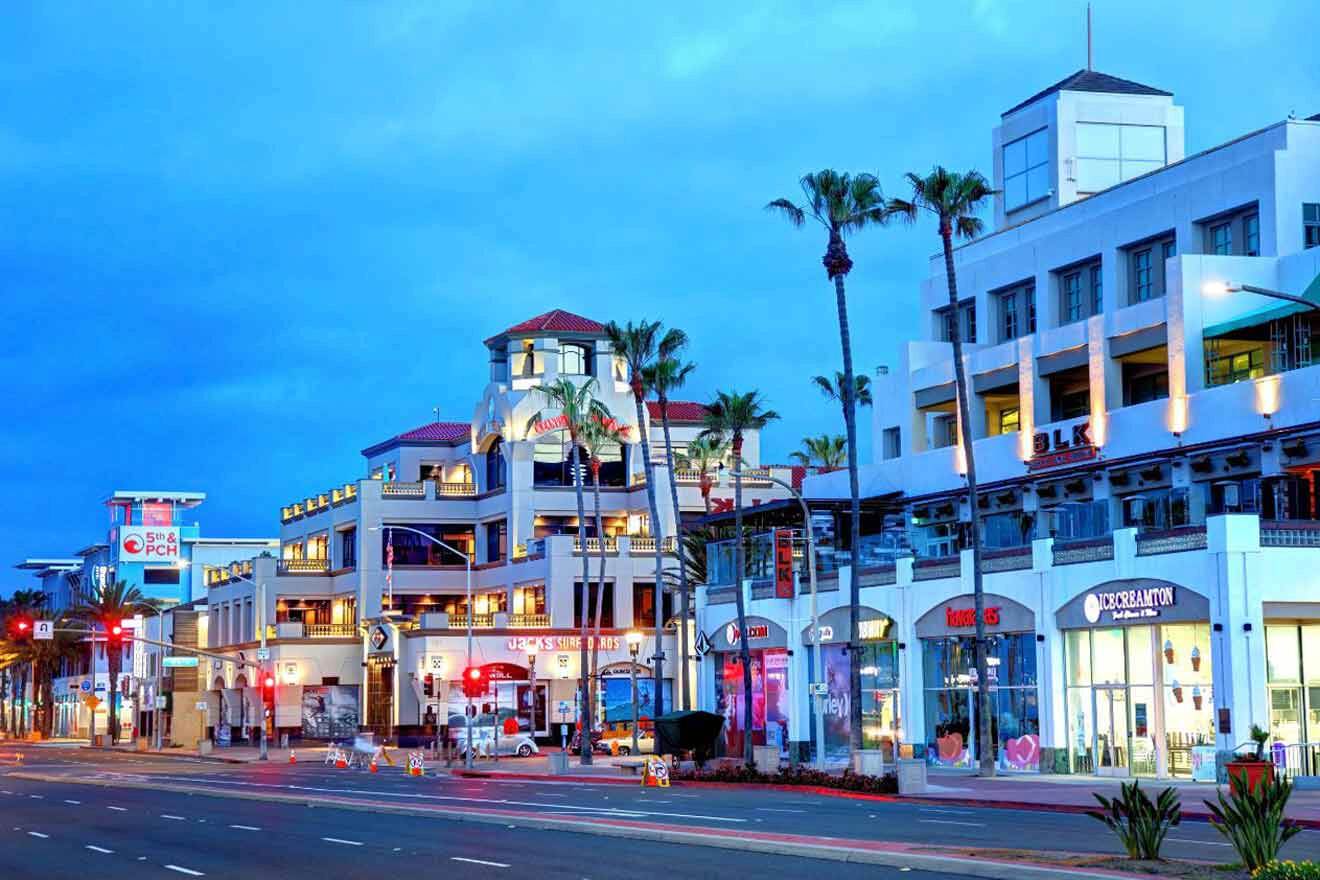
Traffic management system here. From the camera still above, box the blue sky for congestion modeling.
[2,1,1317,587]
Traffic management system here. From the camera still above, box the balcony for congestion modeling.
[509,613,550,628]
[1052,536,1116,566]
[627,536,677,554]
[435,481,476,497]
[1135,525,1208,557]
[1261,520,1320,548]
[284,482,357,522]
[573,536,618,553]
[304,623,358,638]
[277,559,330,575]
[381,481,426,498]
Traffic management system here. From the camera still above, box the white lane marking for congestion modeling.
[28,794,43,799]
[452,857,510,868]
[86,845,114,854]
[165,866,205,876]
[1168,838,1233,847]
[322,837,363,846]
[755,808,806,813]
[107,806,128,812]
[27,831,50,838]
[919,807,977,815]
[229,824,261,831]
[160,814,186,821]
[64,799,81,805]
[918,818,986,827]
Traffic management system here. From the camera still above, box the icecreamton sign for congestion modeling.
[118,526,180,563]
[1056,579,1210,630]
[1084,586,1176,623]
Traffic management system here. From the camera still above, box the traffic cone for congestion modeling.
[288,750,297,765]
[335,749,348,770]
[369,758,378,773]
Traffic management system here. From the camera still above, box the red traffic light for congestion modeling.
[466,667,481,681]
[263,675,276,689]
[16,620,30,632]
[461,665,488,698]
[8,617,32,640]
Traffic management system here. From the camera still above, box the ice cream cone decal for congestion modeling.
[1192,685,1203,710]
[1164,639,1175,664]
[1191,646,1202,672]
[1172,679,1183,703]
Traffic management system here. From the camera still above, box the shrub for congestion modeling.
[1205,772,1302,871]
[670,764,898,794]
[1252,862,1320,880]
[1086,780,1181,860]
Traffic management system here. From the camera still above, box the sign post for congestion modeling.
[33,621,53,641]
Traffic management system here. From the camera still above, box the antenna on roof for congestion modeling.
[1086,3,1093,71]
[432,406,440,422]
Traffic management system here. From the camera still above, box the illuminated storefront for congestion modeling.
[709,616,790,759]
[1060,580,1214,779]
[804,606,900,763]
[1264,618,1320,754]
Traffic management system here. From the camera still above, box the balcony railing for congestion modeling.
[912,557,960,581]
[278,558,330,575]
[381,481,426,498]
[627,536,677,553]
[573,537,618,553]
[981,546,1033,573]
[1261,521,1320,548]
[509,613,550,628]
[448,613,495,629]
[304,623,358,638]
[1052,536,1116,566]
[1135,525,1208,557]
[435,481,477,497]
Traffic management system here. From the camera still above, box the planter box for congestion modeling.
[852,749,886,777]
[1226,759,1274,794]
[897,758,928,794]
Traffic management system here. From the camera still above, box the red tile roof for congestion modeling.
[647,401,708,423]
[361,421,470,456]
[485,309,605,345]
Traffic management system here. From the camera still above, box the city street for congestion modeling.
[3,747,1318,877]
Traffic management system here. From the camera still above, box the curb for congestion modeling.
[7,770,1134,880]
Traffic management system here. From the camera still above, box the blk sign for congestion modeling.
[1028,420,1098,471]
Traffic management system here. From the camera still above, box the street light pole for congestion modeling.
[1219,282,1320,312]
[368,523,474,768]
[626,630,643,755]
[192,564,269,761]
[730,468,825,769]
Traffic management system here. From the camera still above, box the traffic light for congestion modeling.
[423,674,435,697]
[106,619,124,645]
[461,665,487,699]
[7,617,32,641]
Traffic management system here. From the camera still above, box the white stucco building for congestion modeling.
[698,70,1320,780]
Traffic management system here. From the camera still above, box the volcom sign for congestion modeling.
[118,527,180,563]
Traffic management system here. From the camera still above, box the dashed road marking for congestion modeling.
[107,806,127,812]
[918,819,985,827]
[322,837,363,846]
[27,831,49,838]
[229,824,261,831]
[28,794,43,799]
[86,845,114,854]
[165,866,205,876]
[755,808,806,813]
[452,857,510,868]
[64,799,81,805]
[161,814,186,821]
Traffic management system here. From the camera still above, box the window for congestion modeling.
[1244,214,1260,257]
[485,520,507,563]
[882,427,902,460]
[1058,260,1102,324]
[1027,285,1037,332]
[575,582,614,628]
[143,567,180,585]
[1206,348,1265,386]
[1063,272,1083,322]
[384,524,474,566]
[1090,265,1103,314]
[999,292,1017,341]
[1306,204,1320,249]
[632,582,675,629]
[1075,123,1166,193]
[1132,249,1153,303]
[1123,368,1169,405]
[340,527,357,569]
[1003,128,1049,211]
[559,342,592,376]
[998,407,1020,435]
[933,414,958,449]
[485,438,506,491]
[1057,389,1089,421]
[1210,222,1232,255]
[935,298,976,343]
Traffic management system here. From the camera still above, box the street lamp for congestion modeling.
[368,523,475,768]
[526,643,538,736]
[1203,281,1320,312]
[626,630,643,755]
[727,466,826,770]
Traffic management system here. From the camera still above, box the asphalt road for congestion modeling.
[5,746,1318,875]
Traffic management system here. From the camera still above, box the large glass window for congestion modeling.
[1305,204,1320,249]
[485,438,506,491]
[994,281,1036,342]
[559,342,592,376]
[1211,222,1232,255]
[1245,214,1261,257]
[383,524,474,566]
[922,633,1038,770]
[1132,249,1153,303]
[573,581,614,628]
[1003,129,1049,211]
[1076,123,1166,193]
[1063,271,1083,322]
[935,299,976,343]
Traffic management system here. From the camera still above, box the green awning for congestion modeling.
[1204,270,1320,339]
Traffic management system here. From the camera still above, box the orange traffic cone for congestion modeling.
[335,750,348,770]
[288,750,297,765]
[369,758,378,773]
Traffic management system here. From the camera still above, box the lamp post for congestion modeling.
[729,467,825,769]
[1204,281,1320,312]
[626,630,643,756]
[526,644,538,736]
[368,523,474,768]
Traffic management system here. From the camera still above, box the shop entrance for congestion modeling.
[1094,685,1130,777]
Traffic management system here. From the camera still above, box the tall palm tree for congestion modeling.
[791,434,848,469]
[73,579,150,744]
[811,371,873,418]
[889,166,996,775]
[678,436,728,516]
[700,389,779,766]
[27,613,83,737]
[768,170,892,759]
[606,319,685,733]
[2,590,48,737]
[643,349,697,710]
[532,377,611,765]
[579,415,624,716]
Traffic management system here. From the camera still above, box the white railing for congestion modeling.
[435,481,477,497]
[382,481,426,497]
[573,537,618,553]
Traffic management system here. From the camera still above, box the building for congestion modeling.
[698,70,1320,779]
[15,491,275,741]
[202,310,793,746]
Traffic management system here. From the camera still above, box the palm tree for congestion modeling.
[2,589,48,737]
[643,348,697,710]
[27,613,83,737]
[811,371,873,418]
[532,377,611,765]
[73,579,150,744]
[606,319,685,733]
[579,415,624,717]
[768,170,892,759]
[700,390,779,766]
[678,435,728,516]
[791,434,848,469]
[889,166,996,775]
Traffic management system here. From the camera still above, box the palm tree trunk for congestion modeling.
[590,462,607,724]
[631,392,667,737]
[658,403,691,710]
[731,435,755,767]
[571,442,593,765]
[941,223,992,777]
[831,265,865,762]
[108,641,121,744]
[0,668,8,735]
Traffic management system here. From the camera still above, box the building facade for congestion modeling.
[698,71,1320,779]
[202,310,793,745]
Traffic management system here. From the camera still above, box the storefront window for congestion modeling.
[716,649,790,759]
[921,633,1038,770]
[1265,625,1320,750]
[809,640,901,763]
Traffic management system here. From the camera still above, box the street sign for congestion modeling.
[256,647,271,661]
[163,656,200,669]
[694,631,712,657]
[155,696,168,709]
[79,680,92,693]
[33,620,53,641]
[194,701,209,711]
[808,682,829,697]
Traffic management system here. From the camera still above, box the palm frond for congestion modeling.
[765,198,806,227]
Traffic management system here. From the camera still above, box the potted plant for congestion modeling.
[1225,724,1275,794]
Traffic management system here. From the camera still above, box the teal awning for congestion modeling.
[1204,270,1320,339]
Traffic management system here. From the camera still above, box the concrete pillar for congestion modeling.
[1208,515,1267,754]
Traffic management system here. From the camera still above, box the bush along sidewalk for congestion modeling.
[1087,779,1182,860]
[669,764,898,793]
[1252,861,1320,880]
[1205,772,1302,872]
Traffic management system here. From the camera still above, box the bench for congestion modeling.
[616,759,647,775]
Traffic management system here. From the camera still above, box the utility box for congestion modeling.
[753,745,780,774]
[897,758,928,794]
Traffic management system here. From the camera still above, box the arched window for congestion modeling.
[485,438,506,491]
[560,342,593,376]
[533,431,578,486]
